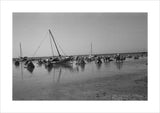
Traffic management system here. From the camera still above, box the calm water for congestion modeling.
[13,57,147,100]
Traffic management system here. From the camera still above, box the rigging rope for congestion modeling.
[49,34,54,56]
[50,33,67,56]
[57,41,67,56]
[32,29,67,57]
[32,31,48,57]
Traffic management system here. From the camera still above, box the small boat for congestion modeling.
[134,55,139,59]
[33,29,72,67]
[27,61,35,68]
[14,43,22,66]
[95,57,102,64]
[76,58,86,65]
[52,57,72,64]
[24,60,35,69]
[15,60,20,66]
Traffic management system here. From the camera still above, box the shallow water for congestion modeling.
[13,57,147,100]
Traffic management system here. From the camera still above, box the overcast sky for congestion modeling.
[13,13,147,58]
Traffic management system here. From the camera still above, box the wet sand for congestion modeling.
[48,71,147,100]
[14,69,147,100]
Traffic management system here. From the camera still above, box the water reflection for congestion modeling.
[45,63,74,73]
[20,62,23,80]
[15,61,126,77]
[57,68,62,83]
[79,64,85,71]
[15,64,20,67]
[52,68,62,84]
[95,63,102,70]
[13,58,147,85]
[45,65,53,73]
[69,65,79,73]
[115,62,123,70]
[104,62,110,68]
[26,67,35,73]
[53,68,56,82]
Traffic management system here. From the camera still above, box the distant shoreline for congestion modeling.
[13,51,147,59]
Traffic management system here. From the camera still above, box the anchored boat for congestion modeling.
[46,29,72,65]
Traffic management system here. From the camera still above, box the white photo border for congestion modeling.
[0,1,160,113]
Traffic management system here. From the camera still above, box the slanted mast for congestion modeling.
[49,29,61,57]
[49,34,54,56]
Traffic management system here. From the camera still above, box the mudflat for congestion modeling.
[33,70,147,100]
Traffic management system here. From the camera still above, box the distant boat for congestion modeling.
[27,61,35,69]
[14,42,22,66]
[24,60,35,73]
[88,42,95,62]
[14,60,20,66]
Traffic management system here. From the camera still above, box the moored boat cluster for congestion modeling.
[13,53,147,73]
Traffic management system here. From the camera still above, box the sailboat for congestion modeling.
[14,42,23,66]
[18,43,28,62]
[88,42,95,61]
[16,42,35,69]
[48,29,72,65]
[89,42,93,58]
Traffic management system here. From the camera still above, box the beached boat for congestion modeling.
[48,29,72,65]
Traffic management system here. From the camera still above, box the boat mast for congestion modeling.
[49,34,54,56]
[19,42,23,58]
[91,42,92,56]
[49,29,61,57]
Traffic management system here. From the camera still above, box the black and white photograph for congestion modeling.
[13,13,148,100]
[1,1,160,113]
